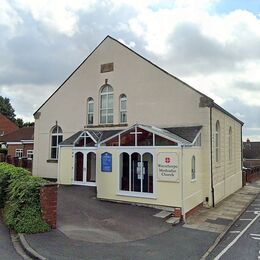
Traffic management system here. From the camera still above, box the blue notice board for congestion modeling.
[101,152,112,172]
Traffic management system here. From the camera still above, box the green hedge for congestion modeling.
[0,163,50,233]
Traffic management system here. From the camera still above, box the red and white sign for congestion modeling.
[157,152,179,182]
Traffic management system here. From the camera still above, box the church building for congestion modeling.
[33,36,243,218]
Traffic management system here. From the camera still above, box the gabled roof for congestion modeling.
[0,127,34,142]
[0,113,19,135]
[243,141,260,159]
[33,35,243,125]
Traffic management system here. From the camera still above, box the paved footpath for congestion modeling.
[208,192,260,259]
[0,215,22,259]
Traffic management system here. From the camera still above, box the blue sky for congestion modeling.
[0,0,260,140]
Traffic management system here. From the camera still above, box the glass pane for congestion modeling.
[108,94,113,108]
[107,85,113,92]
[142,153,153,193]
[107,115,113,124]
[58,135,63,144]
[137,128,153,146]
[120,153,129,191]
[100,115,106,124]
[88,114,93,124]
[120,112,127,123]
[87,152,96,182]
[85,137,96,147]
[131,153,141,192]
[75,137,84,147]
[120,128,135,146]
[121,99,126,110]
[57,126,62,133]
[51,148,57,159]
[74,152,83,181]
[155,135,177,146]
[107,109,113,114]
[101,95,106,109]
[88,102,94,113]
[105,136,119,146]
[52,136,57,146]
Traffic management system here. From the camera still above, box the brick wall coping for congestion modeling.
[42,183,58,187]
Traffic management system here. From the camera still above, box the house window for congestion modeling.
[119,152,153,194]
[215,120,220,162]
[119,94,127,123]
[15,149,23,158]
[191,155,196,181]
[229,127,232,160]
[100,85,113,124]
[27,150,34,160]
[50,126,63,159]
[87,97,94,125]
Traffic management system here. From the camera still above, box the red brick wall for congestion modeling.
[0,114,19,135]
[40,184,58,229]
[7,144,23,157]
[23,143,34,157]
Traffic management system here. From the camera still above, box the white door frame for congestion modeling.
[72,148,97,186]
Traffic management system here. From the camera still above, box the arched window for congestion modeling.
[119,94,127,123]
[100,85,113,124]
[50,125,63,159]
[191,155,196,181]
[215,120,220,162]
[119,152,153,194]
[229,127,232,160]
[87,97,94,125]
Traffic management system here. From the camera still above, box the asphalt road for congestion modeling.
[208,193,260,260]
[0,216,22,259]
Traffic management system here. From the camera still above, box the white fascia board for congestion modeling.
[6,142,22,145]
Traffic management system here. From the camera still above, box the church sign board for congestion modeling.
[157,152,179,182]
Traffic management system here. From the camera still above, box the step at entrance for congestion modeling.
[166,217,180,225]
[154,210,172,219]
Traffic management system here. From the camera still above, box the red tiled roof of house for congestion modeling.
[0,127,34,142]
[0,113,19,136]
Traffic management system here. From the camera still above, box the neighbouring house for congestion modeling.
[0,127,34,159]
[243,139,260,167]
[33,36,243,218]
[0,113,19,137]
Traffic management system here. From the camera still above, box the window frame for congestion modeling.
[50,126,63,160]
[191,155,196,181]
[87,97,94,125]
[15,149,23,158]
[100,84,113,124]
[229,126,232,161]
[27,150,34,160]
[215,120,220,163]
[119,94,127,124]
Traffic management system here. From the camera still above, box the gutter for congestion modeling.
[210,106,215,207]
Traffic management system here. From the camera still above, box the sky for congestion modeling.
[0,0,260,140]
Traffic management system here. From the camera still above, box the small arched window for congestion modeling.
[87,97,94,125]
[50,125,63,159]
[119,94,127,123]
[191,155,196,181]
[215,120,220,162]
[100,85,113,124]
[229,127,232,160]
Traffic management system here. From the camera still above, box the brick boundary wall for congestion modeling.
[244,166,260,183]
[185,202,204,219]
[40,183,58,229]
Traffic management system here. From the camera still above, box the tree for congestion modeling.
[0,96,16,122]
[15,118,24,128]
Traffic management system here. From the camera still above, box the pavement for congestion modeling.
[208,191,260,259]
[0,213,23,259]
[17,181,260,259]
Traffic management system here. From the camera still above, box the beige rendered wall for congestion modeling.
[33,37,210,179]
[58,146,73,184]
[211,108,242,204]
[183,147,204,214]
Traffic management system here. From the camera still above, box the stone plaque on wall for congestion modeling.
[101,62,114,73]
[157,152,179,182]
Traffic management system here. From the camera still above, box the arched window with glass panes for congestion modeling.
[50,125,63,159]
[100,85,113,124]
[215,120,220,162]
[229,126,232,160]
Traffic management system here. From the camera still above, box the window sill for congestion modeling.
[117,191,156,199]
[85,123,128,128]
[191,179,197,183]
[47,159,58,163]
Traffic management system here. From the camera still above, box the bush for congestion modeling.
[0,163,50,233]
[0,148,7,155]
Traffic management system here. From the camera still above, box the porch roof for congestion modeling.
[60,124,202,146]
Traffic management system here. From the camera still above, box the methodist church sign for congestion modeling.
[101,152,112,172]
[157,153,179,182]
